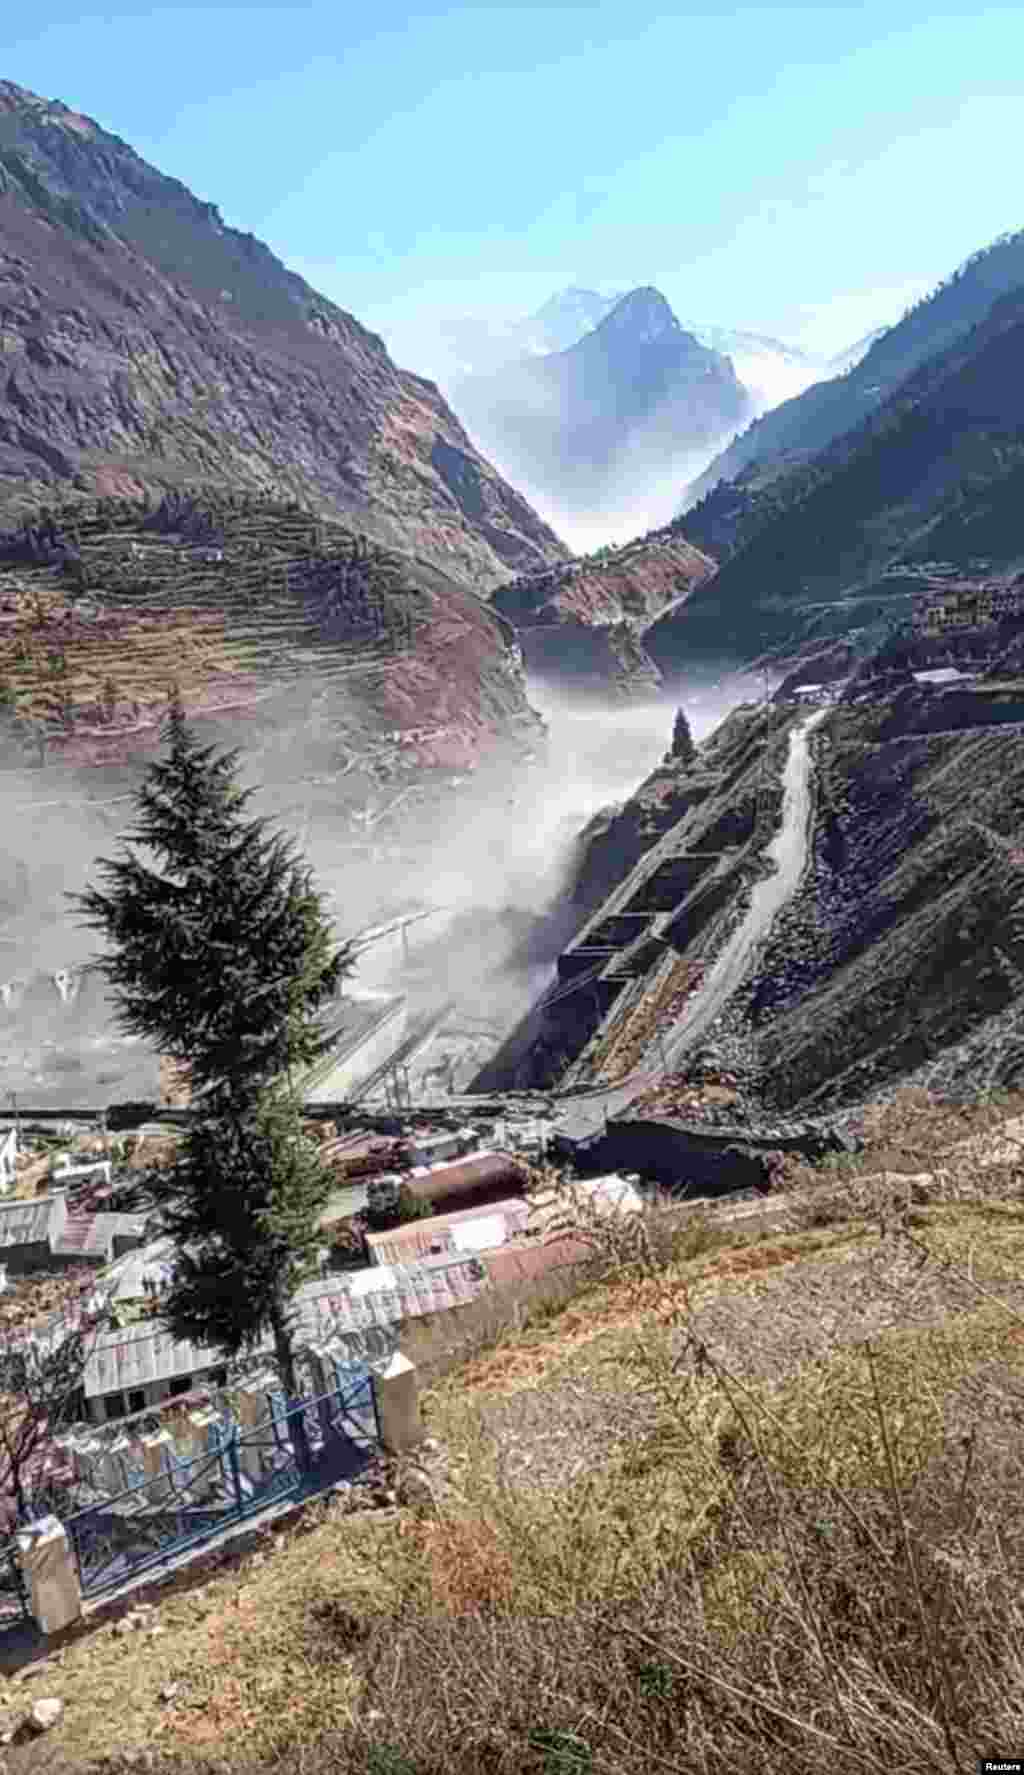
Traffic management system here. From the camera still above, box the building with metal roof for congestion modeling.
[365,1197,533,1267]
[402,1151,531,1211]
[0,1192,67,1271]
[80,1250,487,1422]
[50,1211,148,1266]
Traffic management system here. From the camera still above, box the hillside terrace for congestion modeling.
[0,493,528,774]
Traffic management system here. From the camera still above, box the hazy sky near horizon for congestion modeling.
[5,2,1024,372]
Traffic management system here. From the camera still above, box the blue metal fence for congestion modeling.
[63,1366,379,1602]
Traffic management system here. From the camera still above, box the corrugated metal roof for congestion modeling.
[0,1195,57,1249]
[405,1151,529,1206]
[83,1252,487,1396]
[365,1198,531,1267]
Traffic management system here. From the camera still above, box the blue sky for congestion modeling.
[5,2,1024,372]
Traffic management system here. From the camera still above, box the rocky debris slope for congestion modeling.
[0,80,567,589]
[504,650,1024,1151]
[481,700,796,1095]
[746,679,1024,1109]
[492,528,715,694]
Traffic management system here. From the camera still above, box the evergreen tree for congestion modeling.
[71,691,354,1453]
[669,706,696,764]
[156,1089,330,1420]
[72,690,348,1108]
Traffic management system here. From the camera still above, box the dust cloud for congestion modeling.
[323,673,766,1029]
[0,672,763,1106]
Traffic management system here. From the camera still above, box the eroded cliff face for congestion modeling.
[0,81,567,589]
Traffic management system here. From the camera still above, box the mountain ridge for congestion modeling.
[683,227,1024,512]
[451,284,752,530]
[0,78,567,590]
[648,279,1024,670]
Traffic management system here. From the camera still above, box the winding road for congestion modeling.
[549,708,827,1143]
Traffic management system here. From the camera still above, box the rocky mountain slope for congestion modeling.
[684,226,1024,510]
[451,287,752,526]
[441,290,848,415]
[0,80,566,589]
[486,623,1024,1159]
[491,525,715,695]
[750,669,1024,1111]
[0,490,543,774]
[649,282,1024,672]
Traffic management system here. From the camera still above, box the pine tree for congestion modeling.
[72,690,348,1108]
[669,706,695,764]
[70,691,354,1455]
[155,1090,330,1430]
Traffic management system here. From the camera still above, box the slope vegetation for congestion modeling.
[651,285,1024,668]
[686,225,1024,504]
[0,491,542,772]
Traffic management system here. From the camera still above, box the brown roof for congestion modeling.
[405,1152,529,1207]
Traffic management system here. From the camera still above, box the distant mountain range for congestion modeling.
[646,233,1024,672]
[683,229,1024,509]
[440,288,882,406]
[450,287,753,535]
[440,288,884,538]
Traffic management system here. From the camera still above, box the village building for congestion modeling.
[78,1247,487,1423]
[0,1191,146,1275]
[911,575,1024,635]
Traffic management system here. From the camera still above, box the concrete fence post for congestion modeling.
[140,1429,174,1505]
[15,1516,82,1635]
[69,1434,101,1486]
[372,1352,423,1454]
[103,1434,134,1495]
[184,1409,222,1498]
[234,1379,276,1488]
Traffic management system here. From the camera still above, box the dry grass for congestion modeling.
[7,1090,1024,1773]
